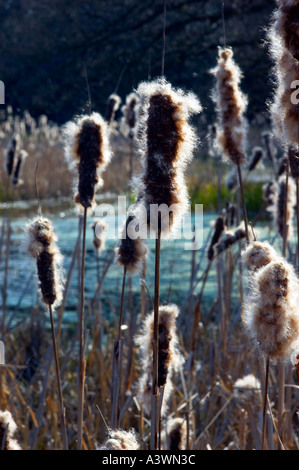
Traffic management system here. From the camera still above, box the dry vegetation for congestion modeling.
[1,0,299,453]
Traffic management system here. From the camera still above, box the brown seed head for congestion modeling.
[27,217,63,308]
[210,47,248,165]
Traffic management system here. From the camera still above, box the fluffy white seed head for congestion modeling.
[97,428,140,450]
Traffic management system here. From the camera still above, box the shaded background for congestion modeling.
[0,0,275,125]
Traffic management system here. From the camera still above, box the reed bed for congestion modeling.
[2,1,299,452]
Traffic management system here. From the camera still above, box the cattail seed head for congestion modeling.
[12,149,28,186]
[211,47,248,166]
[273,0,299,61]
[207,215,226,260]
[64,112,112,209]
[135,78,201,238]
[233,374,261,403]
[91,219,106,253]
[135,304,183,416]
[105,93,121,125]
[242,241,279,271]
[248,146,264,172]
[268,1,299,145]
[4,135,19,176]
[277,155,289,177]
[116,214,148,274]
[0,410,21,450]
[242,245,299,362]
[263,181,278,207]
[207,123,219,159]
[224,202,236,228]
[121,92,140,139]
[98,428,140,450]
[262,131,276,163]
[27,217,63,308]
[213,222,254,258]
[165,417,187,451]
[268,174,296,240]
[288,146,299,179]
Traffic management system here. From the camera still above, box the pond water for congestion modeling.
[0,199,281,329]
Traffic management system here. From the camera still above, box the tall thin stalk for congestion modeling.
[296,179,299,268]
[111,266,127,429]
[140,260,147,319]
[277,162,290,449]
[262,356,270,450]
[77,206,87,450]
[49,304,68,450]
[151,229,161,450]
[237,163,249,244]
[1,221,10,337]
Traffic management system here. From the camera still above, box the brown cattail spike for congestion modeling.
[277,155,288,177]
[274,0,299,61]
[242,241,279,271]
[214,222,253,258]
[242,244,299,362]
[269,1,299,145]
[268,174,296,240]
[121,92,140,139]
[288,146,299,179]
[65,112,112,209]
[4,136,19,176]
[27,217,63,308]
[262,132,276,164]
[166,418,187,451]
[12,150,28,186]
[136,304,183,416]
[135,79,201,238]
[105,94,121,124]
[207,215,226,260]
[116,215,148,274]
[263,181,278,207]
[210,47,248,166]
[248,147,264,172]
[75,119,102,208]
[91,219,106,253]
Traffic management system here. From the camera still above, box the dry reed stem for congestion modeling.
[151,230,161,450]
[111,266,127,429]
[77,206,87,450]
[49,304,68,450]
[262,356,270,450]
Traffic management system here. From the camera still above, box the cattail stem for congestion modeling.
[111,266,127,429]
[216,254,227,357]
[124,277,135,394]
[77,206,87,450]
[262,356,270,450]
[49,304,68,450]
[151,229,161,450]
[276,163,290,449]
[96,251,100,285]
[278,360,285,449]
[296,179,299,268]
[190,260,212,366]
[158,386,165,450]
[1,221,10,337]
[237,163,249,244]
[140,260,147,319]
[129,138,134,182]
[283,162,290,257]
[217,161,223,214]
